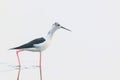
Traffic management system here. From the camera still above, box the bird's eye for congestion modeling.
[57,24,60,26]
[54,22,60,26]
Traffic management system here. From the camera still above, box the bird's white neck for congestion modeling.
[46,25,58,39]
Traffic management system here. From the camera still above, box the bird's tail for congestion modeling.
[9,47,17,50]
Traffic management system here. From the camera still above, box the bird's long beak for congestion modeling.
[61,26,71,32]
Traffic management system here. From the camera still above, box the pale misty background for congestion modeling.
[0,0,120,80]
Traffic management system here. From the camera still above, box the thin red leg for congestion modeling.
[40,51,42,80]
[16,50,23,67]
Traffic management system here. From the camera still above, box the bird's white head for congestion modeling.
[47,22,71,38]
[52,22,71,31]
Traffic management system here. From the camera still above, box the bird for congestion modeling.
[10,22,71,80]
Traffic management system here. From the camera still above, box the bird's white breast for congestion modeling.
[33,39,52,52]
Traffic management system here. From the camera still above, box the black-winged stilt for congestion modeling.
[10,22,71,80]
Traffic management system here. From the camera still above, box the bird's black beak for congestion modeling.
[61,26,71,32]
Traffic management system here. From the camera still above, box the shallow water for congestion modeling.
[0,62,41,80]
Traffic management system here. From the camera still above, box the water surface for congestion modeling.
[0,62,41,80]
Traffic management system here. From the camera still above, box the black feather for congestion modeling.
[10,37,46,50]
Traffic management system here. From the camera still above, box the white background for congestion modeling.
[0,0,120,80]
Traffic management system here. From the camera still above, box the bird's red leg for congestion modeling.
[16,50,23,67]
[40,51,42,80]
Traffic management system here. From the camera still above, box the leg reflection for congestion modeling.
[17,67,21,80]
[40,51,42,80]
[39,66,42,80]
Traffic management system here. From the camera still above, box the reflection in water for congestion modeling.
[0,63,42,80]
[39,66,42,80]
[17,67,21,80]
[0,63,17,72]
[16,66,42,80]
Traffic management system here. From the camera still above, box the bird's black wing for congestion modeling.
[10,37,46,49]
